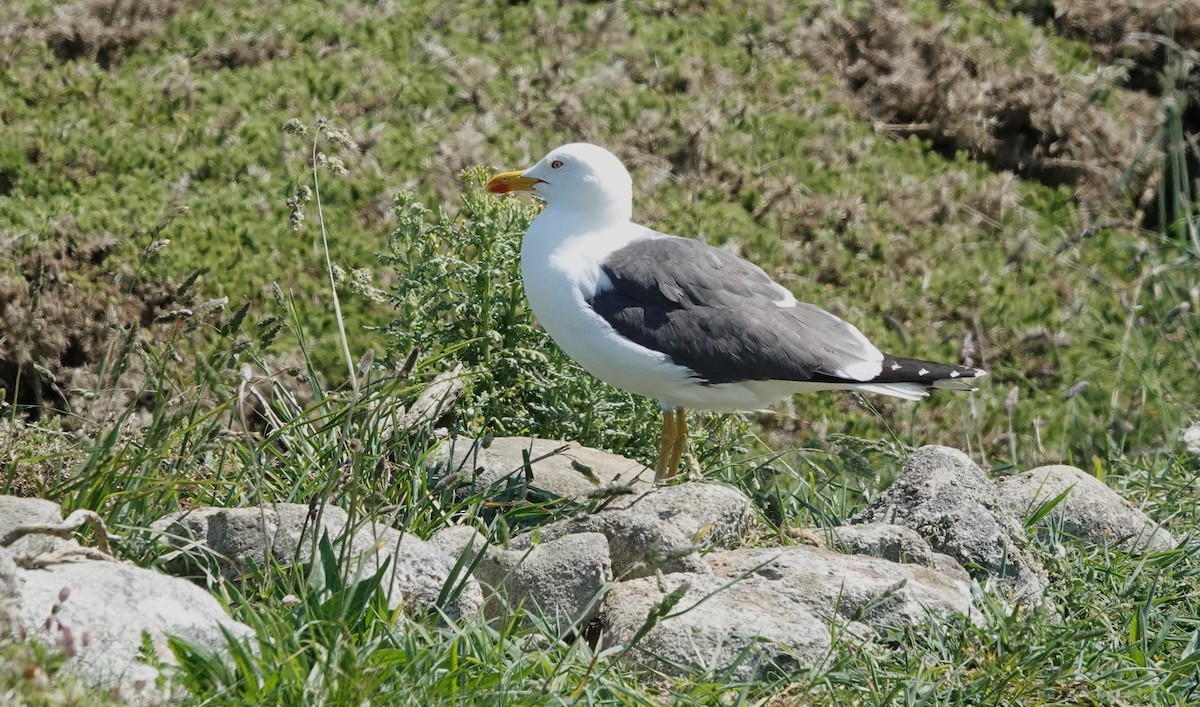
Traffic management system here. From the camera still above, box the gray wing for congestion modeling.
[587,235,883,385]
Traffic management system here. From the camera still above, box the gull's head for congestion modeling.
[487,143,633,222]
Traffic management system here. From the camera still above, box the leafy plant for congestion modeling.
[379,171,663,461]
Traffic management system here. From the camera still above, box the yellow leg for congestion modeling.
[668,407,687,481]
[659,407,687,483]
[654,408,675,481]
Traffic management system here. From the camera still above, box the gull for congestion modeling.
[487,143,985,482]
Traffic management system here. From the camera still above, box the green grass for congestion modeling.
[5,298,1197,703]
[8,147,1198,702]
[3,0,1199,704]
[3,0,1195,462]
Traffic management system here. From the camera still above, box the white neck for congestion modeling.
[522,201,650,277]
[544,193,632,227]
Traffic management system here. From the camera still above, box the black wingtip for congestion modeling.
[871,355,986,386]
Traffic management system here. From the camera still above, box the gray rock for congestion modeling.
[0,496,79,561]
[601,541,975,681]
[355,520,484,621]
[0,545,16,592]
[395,364,464,431]
[708,546,974,627]
[601,572,833,681]
[1183,422,1200,456]
[14,558,255,701]
[509,509,711,580]
[429,525,489,565]
[475,532,612,634]
[820,524,971,581]
[929,553,973,583]
[153,503,482,620]
[609,481,755,548]
[854,445,1050,603]
[2,497,254,701]
[820,523,937,566]
[0,546,18,632]
[996,464,1176,552]
[430,436,656,500]
[153,502,318,579]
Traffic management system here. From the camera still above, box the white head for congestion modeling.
[487,143,633,224]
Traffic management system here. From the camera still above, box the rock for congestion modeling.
[15,557,255,701]
[1183,422,1200,456]
[609,481,755,548]
[708,546,974,627]
[429,525,489,564]
[996,464,1176,552]
[429,436,656,500]
[929,553,973,583]
[820,523,937,566]
[475,532,612,634]
[154,502,317,580]
[601,572,832,681]
[816,523,971,584]
[0,546,19,630]
[0,496,79,561]
[153,503,482,620]
[395,364,464,431]
[854,445,1050,603]
[602,541,975,681]
[2,496,254,701]
[509,509,711,579]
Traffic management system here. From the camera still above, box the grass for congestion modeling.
[3,0,1196,461]
[2,0,1199,704]
[7,156,1198,702]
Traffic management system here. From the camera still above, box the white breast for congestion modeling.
[519,218,694,401]
[519,212,798,411]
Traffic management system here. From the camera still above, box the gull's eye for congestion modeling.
[550,160,564,169]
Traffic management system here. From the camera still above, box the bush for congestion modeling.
[379,170,662,461]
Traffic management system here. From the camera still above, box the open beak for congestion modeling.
[486,169,542,194]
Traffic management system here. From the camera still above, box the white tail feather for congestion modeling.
[850,382,929,401]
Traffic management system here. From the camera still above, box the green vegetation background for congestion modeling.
[4,0,1196,465]
[2,0,1198,704]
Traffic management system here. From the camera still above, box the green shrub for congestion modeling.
[379,170,662,461]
